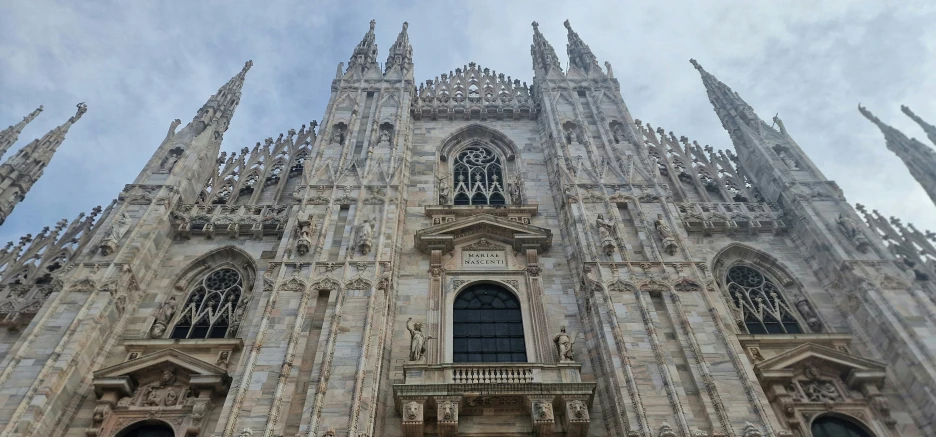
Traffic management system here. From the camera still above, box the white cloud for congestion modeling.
[0,0,933,243]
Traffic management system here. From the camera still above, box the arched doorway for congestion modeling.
[453,283,526,363]
[811,416,873,437]
[117,423,175,437]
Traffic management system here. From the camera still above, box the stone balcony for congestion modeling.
[393,362,596,437]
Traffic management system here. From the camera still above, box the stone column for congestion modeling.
[429,248,444,363]
[525,246,552,363]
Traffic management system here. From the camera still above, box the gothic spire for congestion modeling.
[690,59,766,137]
[859,105,936,207]
[531,21,562,75]
[193,60,252,136]
[0,103,87,225]
[901,105,936,146]
[347,19,379,74]
[385,22,413,74]
[563,19,601,74]
[0,106,43,160]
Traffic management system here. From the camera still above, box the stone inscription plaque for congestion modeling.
[462,250,506,269]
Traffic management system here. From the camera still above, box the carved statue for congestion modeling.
[836,213,871,253]
[438,179,450,205]
[532,400,554,421]
[378,128,392,144]
[330,129,344,145]
[804,380,840,403]
[154,296,177,325]
[507,177,522,205]
[99,212,131,256]
[568,400,589,420]
[439,401,458,422]
[604,61,614,79]
[553,326,576,362]
[403,401,422,421]
[406,318,427,361]
[595,214,616,256]
[357,219,375,255]
[322,428,336,437]
[160,151,181,172]
[654,214,679,255]
[296,217,314,256]
[777,150,798,169]
[772,114,787,136]
[611,124,626,144]
[794,297,822,332]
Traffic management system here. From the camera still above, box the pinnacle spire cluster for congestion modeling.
[690,59,765,136]
[859,104,936,208]
[0,106,43,160]
[193,60,252,135]
[901,105,936,146]
[0,103,88,225]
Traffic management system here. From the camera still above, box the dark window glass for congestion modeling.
[811,416,872,437]
[120,424,175,437]
[170,268,245,340]
[453,284,526,363]
[452,146,506,206]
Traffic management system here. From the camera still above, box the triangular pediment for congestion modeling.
[415,213,551,254]
[755,343,886,387]
[93,348,230,396]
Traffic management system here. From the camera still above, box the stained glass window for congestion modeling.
[171,267,244,339]
[726,265,802,334]
[452,146,506,206]
[453,284,526,363]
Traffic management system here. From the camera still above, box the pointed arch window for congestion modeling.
[726,265,802,334]
[453,146,506,205]
[453,284,526,363]
[171,267,244,339]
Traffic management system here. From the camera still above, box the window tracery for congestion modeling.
[726,265,802,334]
[452,146,506,205]
[170,267,245,339]
[811,416,872,437]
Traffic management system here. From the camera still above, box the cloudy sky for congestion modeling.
[1,0,934,243]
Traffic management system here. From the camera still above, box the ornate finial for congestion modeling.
[242,60,253,73]
[402,21,408,30]
[71,102,88,122]
[369,19,376,30]
[563,19,572,29]
[532,21,539,28]
[689,58,701,69]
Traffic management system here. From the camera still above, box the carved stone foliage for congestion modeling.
[678,202,785,236]
[171,204,288,240]
[413,62,537,120]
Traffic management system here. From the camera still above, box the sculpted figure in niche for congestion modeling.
[438,179,450,205]
[356,219,375,255]
[553,326,576,362]
[296,217,314,256]
[794,296,822,332]
[159,150,181,172]
[777,150,798,170]
[507,176,522,205]
[654,214,679,255]
[406,318,427,361]
[595,214,616,256]
[804,380,840,403]
[836,213,871,253]
[378,128,392,144]
[140,369,177,407]
[99,212,131,256]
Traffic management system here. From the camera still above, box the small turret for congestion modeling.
[901,105,936,146]
[531,21,562,76]
[860,105,936,208]
[563,20,601,74]
[385,22,413,75]
[347,19,379,75]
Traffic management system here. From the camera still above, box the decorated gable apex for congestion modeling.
[414,213,552,254]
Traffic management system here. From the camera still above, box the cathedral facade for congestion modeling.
[0,19,934,437]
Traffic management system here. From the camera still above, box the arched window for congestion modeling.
[452,146,506,206]
[811,416,872,437]
[726,265,802,334]
[453,284,526,363]
[117,423,175,437]
[171,267,244,339]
